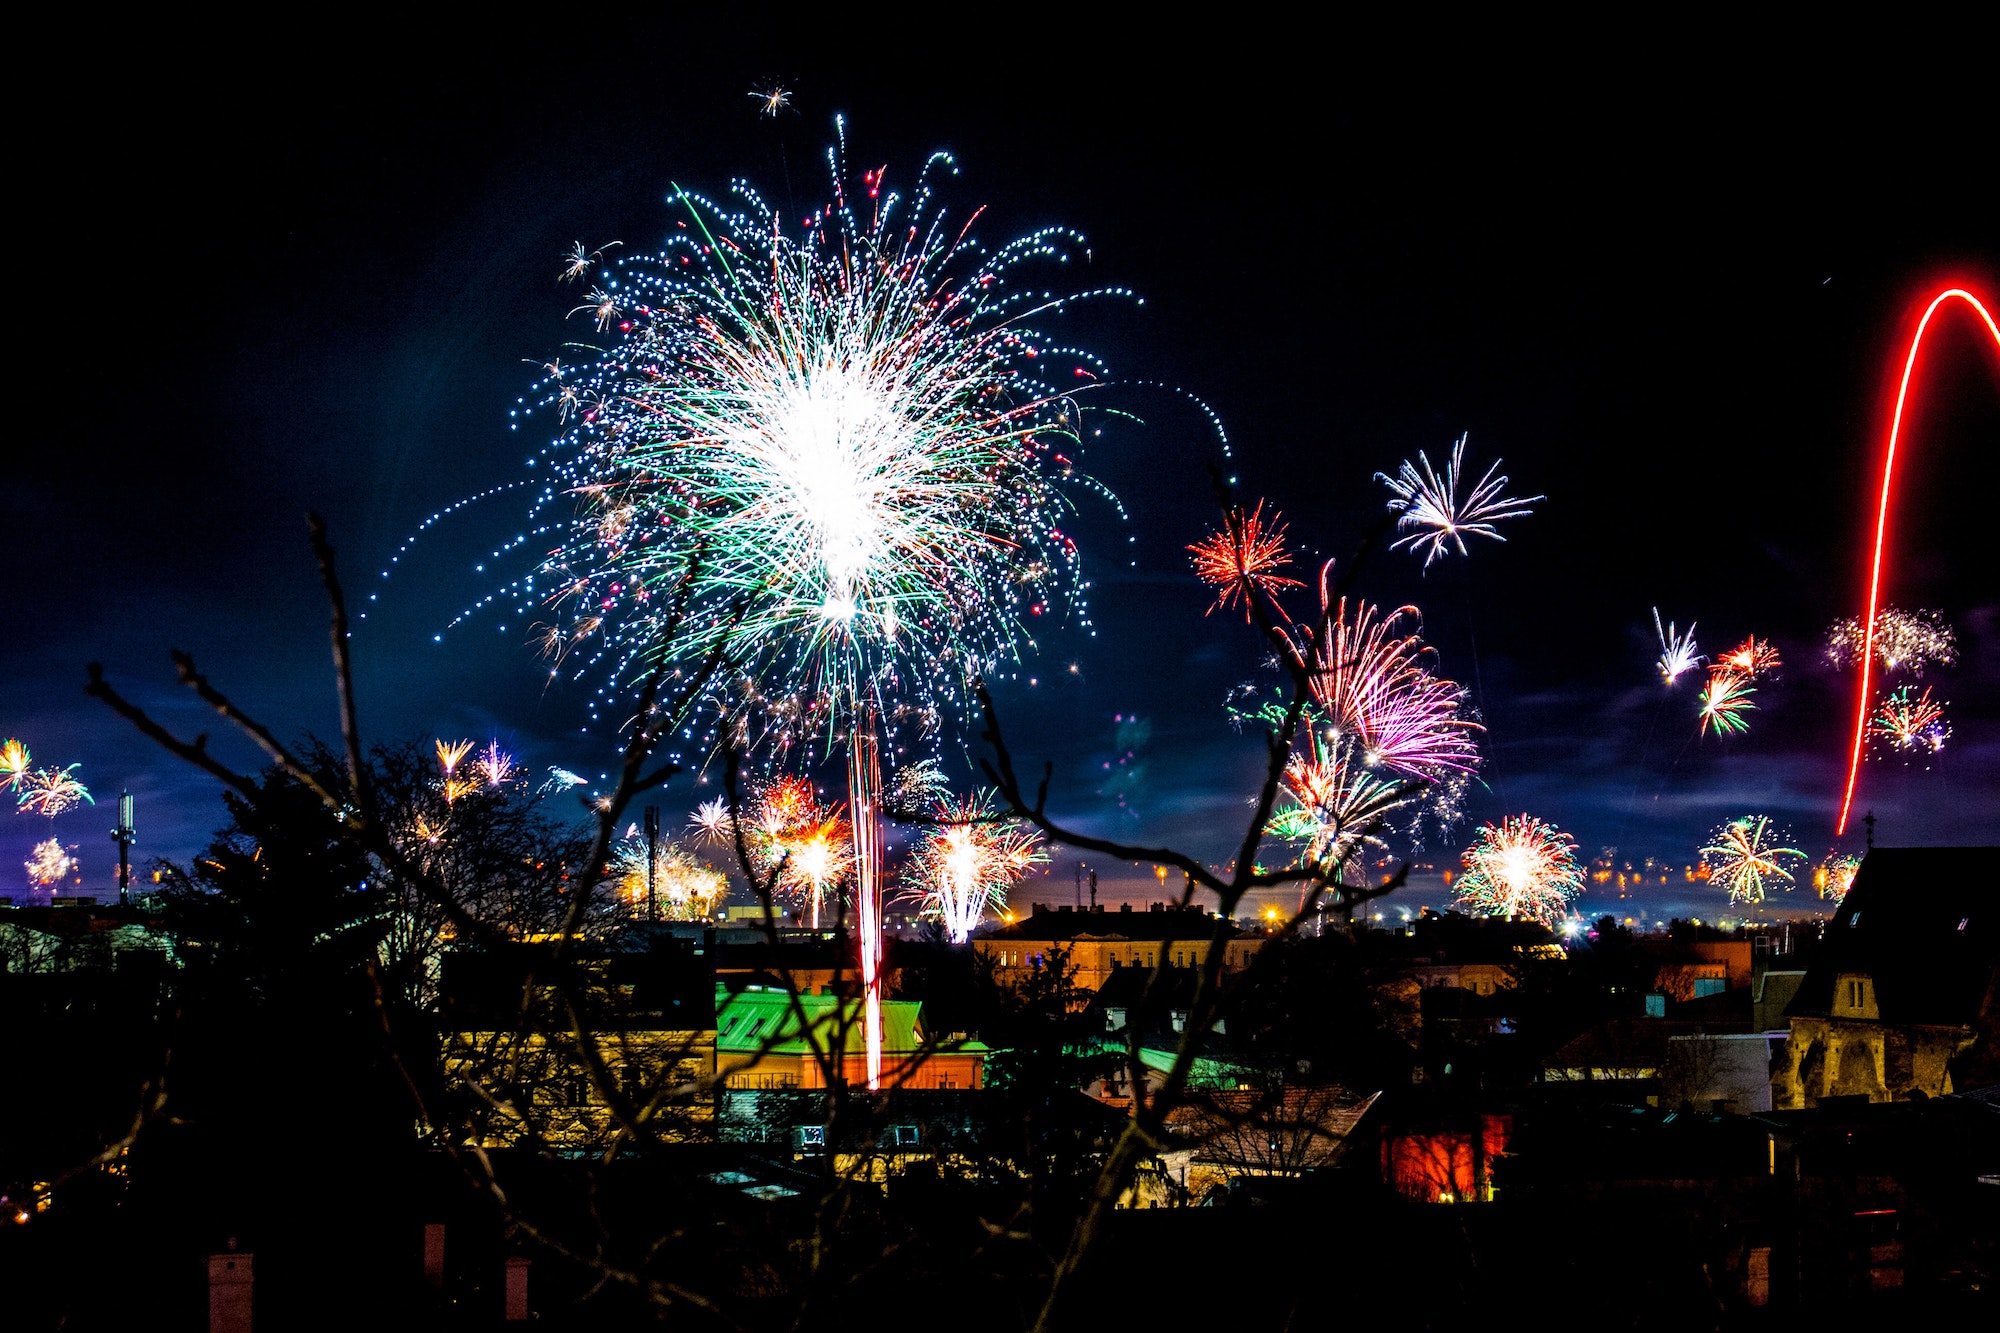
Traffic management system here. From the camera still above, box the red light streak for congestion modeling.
[1836,286,2000,836]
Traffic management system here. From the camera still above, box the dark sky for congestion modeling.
[6,22,1995,922]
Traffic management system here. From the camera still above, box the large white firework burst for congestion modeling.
[478,124,1131,764]
[899,791,1045,943]
[1453,814,1583,927]
[1376,433,1542,568]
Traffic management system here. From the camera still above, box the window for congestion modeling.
[1847,980,1864,1009]
[891,1124,921,1147]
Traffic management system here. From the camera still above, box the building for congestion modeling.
[1771,847,1998,1109]
[1160,1086,1379,1201]
[1753,968,1807,1033]
[441,942,718,1150]
[973,903,1263,992]
[715,986,987,1090]
[1411,959,1515,996]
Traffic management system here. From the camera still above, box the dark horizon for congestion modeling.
[6,24,1996,925]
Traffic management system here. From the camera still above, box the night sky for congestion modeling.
[7,24,1995,923]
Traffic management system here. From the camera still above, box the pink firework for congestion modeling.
[1309,593,1481,779]
[900,792,1046,943]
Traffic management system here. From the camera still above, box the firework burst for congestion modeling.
[900,791,1046,942]
[1826,607,1957,675]
[0,739,29,793]
[485,129,1127,761]
[1715,635,1781,677]
[1266,728,1409,878]
[1376,433,1542,568]
[3,741,93,818]
[1813,853,1861,904]
[1226,546,1482,888]
[1698,669,1757,736]
[749,83,794,117]
[25,837,77,887]
[612,834,727,920]
[473,740,518,788]
[1699,816,1804,905]
[1309,594,1481,778]
[1867,684,1948,755]
[1188,501,1303,620]
[1454,815,1583,926]
[435,738,476,804]
[704,775,855,926]
[17,765,92,818]
[1652,608,1702,684]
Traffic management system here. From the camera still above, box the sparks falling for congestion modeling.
[1699,816,1804,905]
[1310,594,1482,779]
[1376,433,1542,569]
[1453,815,1583,927]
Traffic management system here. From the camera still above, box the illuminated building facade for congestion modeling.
[1770,847,1996,1108]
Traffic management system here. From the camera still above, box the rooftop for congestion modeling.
[985,903,1238,943]
[1785,846,1998,1027]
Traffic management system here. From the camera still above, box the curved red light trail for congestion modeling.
[1835,286,2000,837]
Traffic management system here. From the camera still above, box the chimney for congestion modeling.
[1031,902,1047,916]
[504,1255,531,1321]
[1119,903,1132,914]
[209,1241,252,1333]
[422,1222,446,1290]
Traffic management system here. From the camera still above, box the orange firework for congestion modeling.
[0,739,30,793]
[1715,635,1780,677]
[739,776,853,927]
[1187,501,1303,620]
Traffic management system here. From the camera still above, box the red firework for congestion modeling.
[1187,501,1303,620]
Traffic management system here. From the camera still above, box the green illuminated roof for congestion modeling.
[715,986,987,1057]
